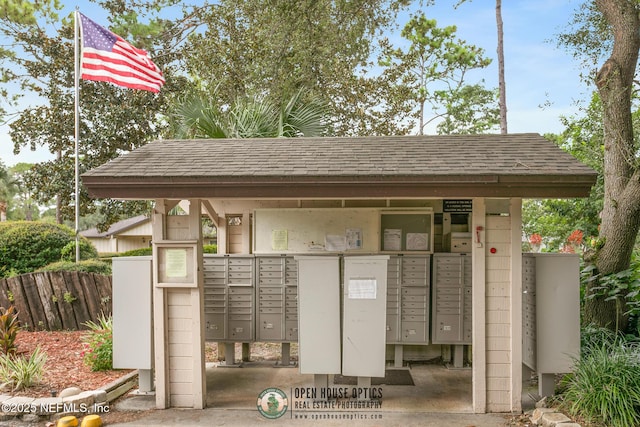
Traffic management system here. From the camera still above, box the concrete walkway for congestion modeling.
[110,407,512,426]
[109,361,516,426]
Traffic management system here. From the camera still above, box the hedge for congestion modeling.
[0,221,98,277]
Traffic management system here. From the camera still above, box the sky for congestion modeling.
[0,0,589,167]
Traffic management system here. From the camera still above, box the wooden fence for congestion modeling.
[0,272,112,331]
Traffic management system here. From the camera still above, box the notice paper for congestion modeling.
[325,234,347,252]
[345,228,362,250]
[165,248,187,278]
[407,233,429,251]
[348,279,377,299]
[383,229,402,251]
[271,229,288,251]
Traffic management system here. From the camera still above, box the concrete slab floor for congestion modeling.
[205,361,473,412]
[110,361,515,426]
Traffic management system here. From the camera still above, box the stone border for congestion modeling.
[0,370,138,424]
[529,407,581,427]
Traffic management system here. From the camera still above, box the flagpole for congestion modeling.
[74,9,80,263]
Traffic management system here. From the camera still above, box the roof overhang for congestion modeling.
[82,174,596,199]
[82,134,598,200]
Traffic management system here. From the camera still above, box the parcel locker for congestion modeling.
[202,255,255,342]
[521,253,580,397]
[297,256,341,374]
[342,256,389,378]
[431,253,472,344]
[256,256,298,342]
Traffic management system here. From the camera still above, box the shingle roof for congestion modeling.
[80,215,150,238]
[82,134,597,199]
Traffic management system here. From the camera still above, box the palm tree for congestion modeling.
[168,89,328,139]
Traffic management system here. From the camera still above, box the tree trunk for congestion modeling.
[585,0,640,331]
[496,0,507,134]
[56,150,62,224]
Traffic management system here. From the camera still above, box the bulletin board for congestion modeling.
[253,208,380,254]
[153,240,198,287]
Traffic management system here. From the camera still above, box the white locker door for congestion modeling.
[342,256,389,378]
[296,256,341,374]
[112,256,153,369]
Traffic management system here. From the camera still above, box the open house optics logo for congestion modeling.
[257,388,289,419]
[258,385,384,421]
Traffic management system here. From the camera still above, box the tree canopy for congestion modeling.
[376,12,498,135]
[0,0,502,230]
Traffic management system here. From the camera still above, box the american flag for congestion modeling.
[79,13,165,93]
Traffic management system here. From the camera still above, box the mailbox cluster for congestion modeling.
[203,255,255,342]
[203,255,300,343]
[431,253,473,344]
[386,255,431,344]
[256,256,299,342]
[203,253,473,349]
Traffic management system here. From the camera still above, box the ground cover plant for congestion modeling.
[0,306,46,391]
[560,327,640,427]
[82,313,113,372]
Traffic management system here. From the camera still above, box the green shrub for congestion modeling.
[0,346,47,391]
[118,247,152,257]
[60,240,99,262]
[0,221,98,277]
[561,339,640,427]
[118,245,216,256]
[82,313,113,371]
[37,259,112,275]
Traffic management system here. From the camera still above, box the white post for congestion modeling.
[510,198,523,412]
[74,9,81,263]
[472,198,487,413]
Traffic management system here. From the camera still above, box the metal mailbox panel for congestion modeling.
[229,321,252,341]
[205,313,226,341]
[402,321,427,343]
[342,256,389,378]
[259,313,283,341]
[260,286,282,294]
[433,313,463,343]
[297,256,341,374]
[259,300,282,308]
[286,321,299,341]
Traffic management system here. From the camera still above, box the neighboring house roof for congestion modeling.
[80,215,150,238]
[82,134,597,199]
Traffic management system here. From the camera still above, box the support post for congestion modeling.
[394,344,403,368]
